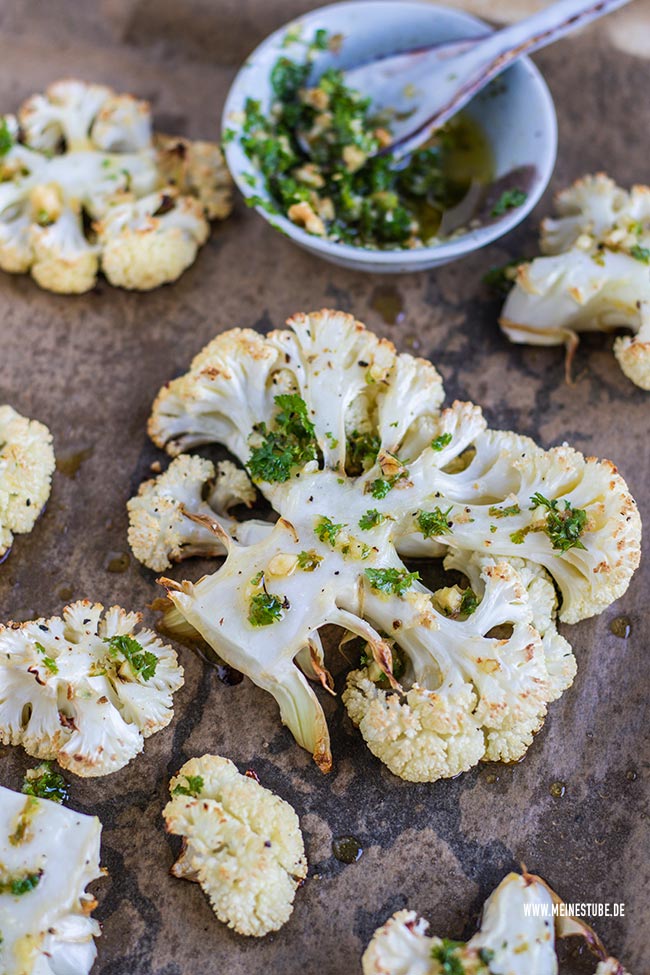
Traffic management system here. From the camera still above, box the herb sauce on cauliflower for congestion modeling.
[132,310,639,781]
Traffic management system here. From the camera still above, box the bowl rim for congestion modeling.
[222,0,558,266]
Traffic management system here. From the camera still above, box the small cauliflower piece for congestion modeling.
[142,310,639,779]
[0,784,103,975]
[163,754,307,936]
[30,204,99,294]
[97,188,208,290]
[500,173,650,388]
[0,405,55,559]
[0,79,233,294]
[127,454,269,572]
[0,600,184,776]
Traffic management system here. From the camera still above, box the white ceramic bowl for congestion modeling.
[222,0,557,273]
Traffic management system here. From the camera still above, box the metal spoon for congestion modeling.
[343,0,632,160]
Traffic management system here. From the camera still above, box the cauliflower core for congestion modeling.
[500,173,650,389]
[135,310,639,781]
[0,600,184,776]
[0,405,55,559]
[0,79,233,293]
[363,870,630,975]
[163,754,307,936]
[0,785,103,975]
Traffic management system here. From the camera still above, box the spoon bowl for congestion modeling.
[223,1,558,273]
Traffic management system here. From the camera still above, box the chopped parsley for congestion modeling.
[369,477,391,499]
[296,549,323,571]
[172,774,204,798]
[459,588,479,616]
[530,492,588,552]
[0,118,13,157]
[482,258,522,295]
[365,567,420,596]
[491,187,527,217]
[510,526,532,545]
[248,394,317,483]
[104,634,158,681]
[431,939,468,975]
[0,870,42,897]
[488,503,521,518]
[630,243,650,263]
[22,762,68,804]
[358,508,385,530]
[324,431,339,448]
[222,127,236,144]
[314,515,345,546]
[431,432,452,451]
[248,591,286,627]
[416,507,453,538]
[346,429,381,474]
[34,642,58,674]
[238,32,491,248]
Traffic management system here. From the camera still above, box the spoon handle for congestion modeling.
[473,0,632,67]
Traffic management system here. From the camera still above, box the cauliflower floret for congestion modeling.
[97,188,208,290]
[209,459,256,512]
[344,561,563,780]
[0,785,104,975]
[142,310,638,777]
[90,93,152,152]
[500,173,650,388]
[0,80,233,294]
[30,204,98,294]
[127,454,270,572]
[0,405,55,559]
[0,600,184,776]
[343,676,485,782]
[19,79,113,152]
[155,134,233,219]
[613,301,650,389]
[163,754,307,936]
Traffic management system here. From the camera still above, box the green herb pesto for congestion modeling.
[365,567,420,596]
[346,429,381,473]
[417,507,453,538]
[314,515,345,546]
[488,503,521,518]
[34,642,58,674]
[239,32,493,248]
[296,549,323,570]
[0,869,42,897]
[359,508,385,530]
[491,187,527,217]
[630,243,650,263]
[22,762,68,804]
[248,393,317,483]
[248,591,286,627]
[430,432,452,451]
[0,118,13,158]
[530,492,588,552]
[172,774,204,798]
[104,634,158,681]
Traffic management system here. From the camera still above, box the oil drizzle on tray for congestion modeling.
[104,552,130,573]
[549,781,566,798]
[332,835,363,863]
[370,284,405,326]
[56,447,94,478]
[609,615,632,639]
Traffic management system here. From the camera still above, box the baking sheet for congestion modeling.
[0,2,648,972]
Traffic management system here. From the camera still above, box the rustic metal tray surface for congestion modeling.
[0,2,648,973]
